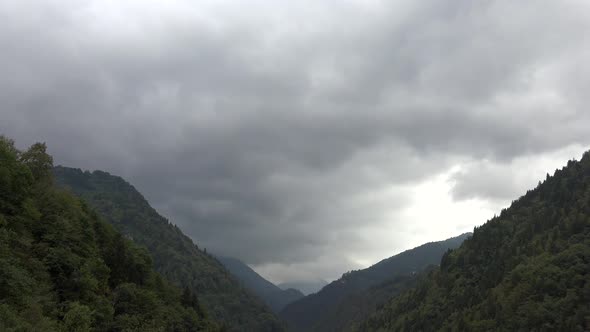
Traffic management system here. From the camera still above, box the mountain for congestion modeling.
[216,256,304,312]
[280,233,470,331]
[313,272,422,332]
[0,137,219,331]
[361,153,590,331]
[278,280,328,296]
[53,166,285,332]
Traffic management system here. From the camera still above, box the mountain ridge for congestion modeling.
[280,232,471,331]
[278,280,328,296]
[53,166,285,332]
[360,152,590,331]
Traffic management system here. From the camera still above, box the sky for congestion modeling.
[1,0,590,284]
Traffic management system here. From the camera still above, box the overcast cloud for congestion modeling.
[1,0,590,283]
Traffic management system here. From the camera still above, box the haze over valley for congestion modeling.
[1,0,589,331]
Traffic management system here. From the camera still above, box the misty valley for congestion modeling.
[1,137,589,331]
[2,1,590,331]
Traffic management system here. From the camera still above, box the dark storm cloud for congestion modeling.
[1,0,590,280]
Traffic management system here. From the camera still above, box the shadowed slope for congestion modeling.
[280,233,470,331]
[54,166,285,332]
[217,256,304,312]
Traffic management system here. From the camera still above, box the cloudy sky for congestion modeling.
[2,0,590,283]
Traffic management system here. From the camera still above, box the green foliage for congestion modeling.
[360,153,590,331]
[0,137,219,331]
[53,166,285,331]
[0,136,33,216]
[63,302,93,332]
[19,142,53,183]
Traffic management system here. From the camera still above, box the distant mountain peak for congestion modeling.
[278,279,329,296]
[215,255,304,312]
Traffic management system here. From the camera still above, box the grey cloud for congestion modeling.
[1,0,590,281]
[450,162,523,202]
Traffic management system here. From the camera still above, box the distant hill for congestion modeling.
[278,280,328,296]
[280,233,470,331]
[361,153,590,331]
[54,166,284,332]
[216,256,304,312]
[0,137,219,331]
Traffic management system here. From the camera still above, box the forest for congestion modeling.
[0,137,220,331]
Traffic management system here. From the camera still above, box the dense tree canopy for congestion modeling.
[361,152,590,331]
[0,136,219,331]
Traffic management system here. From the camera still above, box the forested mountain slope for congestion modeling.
[217,256,304,312]
[361,153,590,331]
[312,272,421,332]
[280,233,470,331]
[0,137,218,331]
[54,166,284,332]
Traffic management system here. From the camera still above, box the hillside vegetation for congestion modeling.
[312,272,421,332]
[280,233,470,331]
[361,153,590,331]
[54,166,284,332]
[0,137,218,331]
